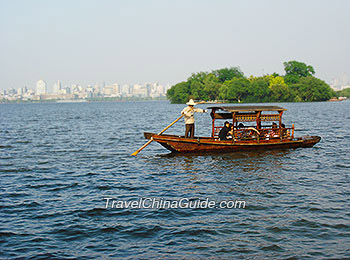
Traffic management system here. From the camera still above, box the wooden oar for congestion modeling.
[131,101,207,156]
[130,114,185,156]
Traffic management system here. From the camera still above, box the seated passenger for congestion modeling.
[271,122,279,138]
[281,123,290,138]
[227,123,234,139]
[219,121,231,140]
[236,123,246,138]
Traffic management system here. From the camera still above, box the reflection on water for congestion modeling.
[156,149,290,176]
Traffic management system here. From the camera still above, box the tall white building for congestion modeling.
[113,83,120,94]
[36,80,47,95]
[52,80,61,94]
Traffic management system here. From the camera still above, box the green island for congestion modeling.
[336,87,350,98]
[167,60,338,103]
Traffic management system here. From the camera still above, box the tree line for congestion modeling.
[167,61,336,103]
[336,88,350,98]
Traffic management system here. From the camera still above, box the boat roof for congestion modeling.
[207,105,287,112]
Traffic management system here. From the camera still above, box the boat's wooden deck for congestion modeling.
[143,132,320,153]
[144,132,301,143]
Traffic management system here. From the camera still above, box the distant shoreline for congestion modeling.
[1,98,347,105]
[0,97,167,104]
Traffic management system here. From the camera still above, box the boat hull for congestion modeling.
[144,132,321,153]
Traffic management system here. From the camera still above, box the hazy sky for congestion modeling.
[1,0,349,91]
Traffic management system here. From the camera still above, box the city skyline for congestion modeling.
[1,79,171,94]
[2,71,350,94]
[1,79,170,101]
[1,1,350,91]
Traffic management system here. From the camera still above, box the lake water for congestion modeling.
[0,100,349,259]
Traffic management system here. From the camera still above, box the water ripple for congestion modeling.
[0,101,349,259]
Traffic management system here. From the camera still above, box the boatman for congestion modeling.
[181,99,206,138]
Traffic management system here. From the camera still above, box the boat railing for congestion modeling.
[214,126,295,142]
[234,127,294,141]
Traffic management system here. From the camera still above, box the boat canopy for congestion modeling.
[207,106,287,112]
[208,106,287,136]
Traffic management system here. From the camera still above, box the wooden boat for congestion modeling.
[144,106,321,153]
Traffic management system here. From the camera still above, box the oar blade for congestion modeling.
[130,139,153,156]
[130,151,139,156]
[130,114,184,156]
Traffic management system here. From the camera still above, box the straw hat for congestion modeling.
[186,99,196,106]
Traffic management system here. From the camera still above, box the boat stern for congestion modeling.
[144,132,154,140]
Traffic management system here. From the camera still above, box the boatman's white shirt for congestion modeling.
[181,106,205,124]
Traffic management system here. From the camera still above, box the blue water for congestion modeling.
[0,101,349,259]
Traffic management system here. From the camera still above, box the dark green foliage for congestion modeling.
[213,67,244,83]
[225,78,250,102]
[166,81,190,104]
[246,78,271,102]
[284,74,301,84]
[270,84,295,102]
[203,73,221,101]
[291,76,335,102]
[283,60,315,77]
[283,60,315,84]
[336,88,350,98]
[166,61,333,103]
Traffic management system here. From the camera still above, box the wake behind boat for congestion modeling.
[143,106,321,154]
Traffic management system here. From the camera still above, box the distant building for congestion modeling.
[132,84,147,97]
[52,80,61,94]
[71,84,80,93]
[144,83,152,97]
[8,88,16,95]
[113,84,120,94]
[103,84,119,96]
[120,84,131,97]
[36,80,47,95]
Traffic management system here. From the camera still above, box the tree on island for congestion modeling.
[291,76,334,102]
[336,87,350,98]
[283,60,315,84]
[213,67,244,82]
[167,61,335,103]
